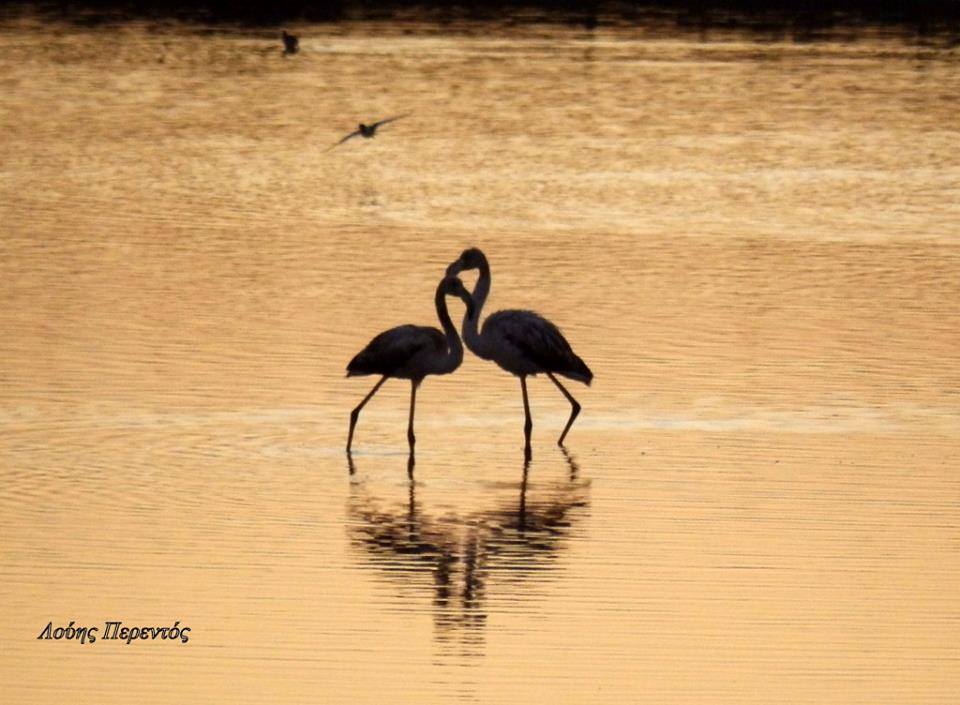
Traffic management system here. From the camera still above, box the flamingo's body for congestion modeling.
[346,275,473,458]
[468,309,592,383]
[447,248,592,456]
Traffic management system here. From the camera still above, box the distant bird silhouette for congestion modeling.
[281,31,299,55]
[447,248,592,457]
[328,114,411,151]
[346,274,474,458]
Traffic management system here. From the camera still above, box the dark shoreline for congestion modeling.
[5,1,960,37]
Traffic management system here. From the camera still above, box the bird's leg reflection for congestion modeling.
[560,446,580,481]
[433,550,455,609]
[518,456,530,530]
[460,530,485,623]
[406,477,417,527]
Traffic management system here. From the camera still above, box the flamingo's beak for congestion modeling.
[446,260,462,277]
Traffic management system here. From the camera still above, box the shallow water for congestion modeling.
[1,17,959,703]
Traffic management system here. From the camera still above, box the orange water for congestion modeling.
[1,18,958,704]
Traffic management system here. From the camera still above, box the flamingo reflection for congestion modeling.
[346,453,588,650]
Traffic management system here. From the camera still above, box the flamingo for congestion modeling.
[446,248,592,457]
[346,274,474,458]
[281,31,299,55]
[327,114,411,151]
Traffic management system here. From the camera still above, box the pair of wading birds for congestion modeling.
[346,248,593,460]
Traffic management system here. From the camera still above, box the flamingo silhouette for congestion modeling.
[447,248,592,457]
[346,274,474,459]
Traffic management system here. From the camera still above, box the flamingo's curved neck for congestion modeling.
[435,285,464,374]
[463,258,492,359]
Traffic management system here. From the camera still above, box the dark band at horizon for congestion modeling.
[8,0,960,31]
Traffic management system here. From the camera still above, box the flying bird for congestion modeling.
[446,248,592,458]
[346,274,474,459]
[328,114,411,151]
[281,31,299,55]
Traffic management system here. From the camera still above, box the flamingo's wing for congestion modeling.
[483,309,592,383]
[347,325,444,376]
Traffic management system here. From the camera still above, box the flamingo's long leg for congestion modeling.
[546,372,581,447]
[407,381,419,453]
[520,376,533,460]
[347,376,387,452]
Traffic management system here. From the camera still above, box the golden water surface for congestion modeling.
[1,16,959,704]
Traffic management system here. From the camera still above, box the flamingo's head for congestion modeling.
[439,275,475,319]
[446,247,486,276]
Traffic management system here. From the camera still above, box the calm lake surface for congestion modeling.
[1,16,959,703]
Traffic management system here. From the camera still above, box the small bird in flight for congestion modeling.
[281,31,299,56]
[327,114,411,151]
